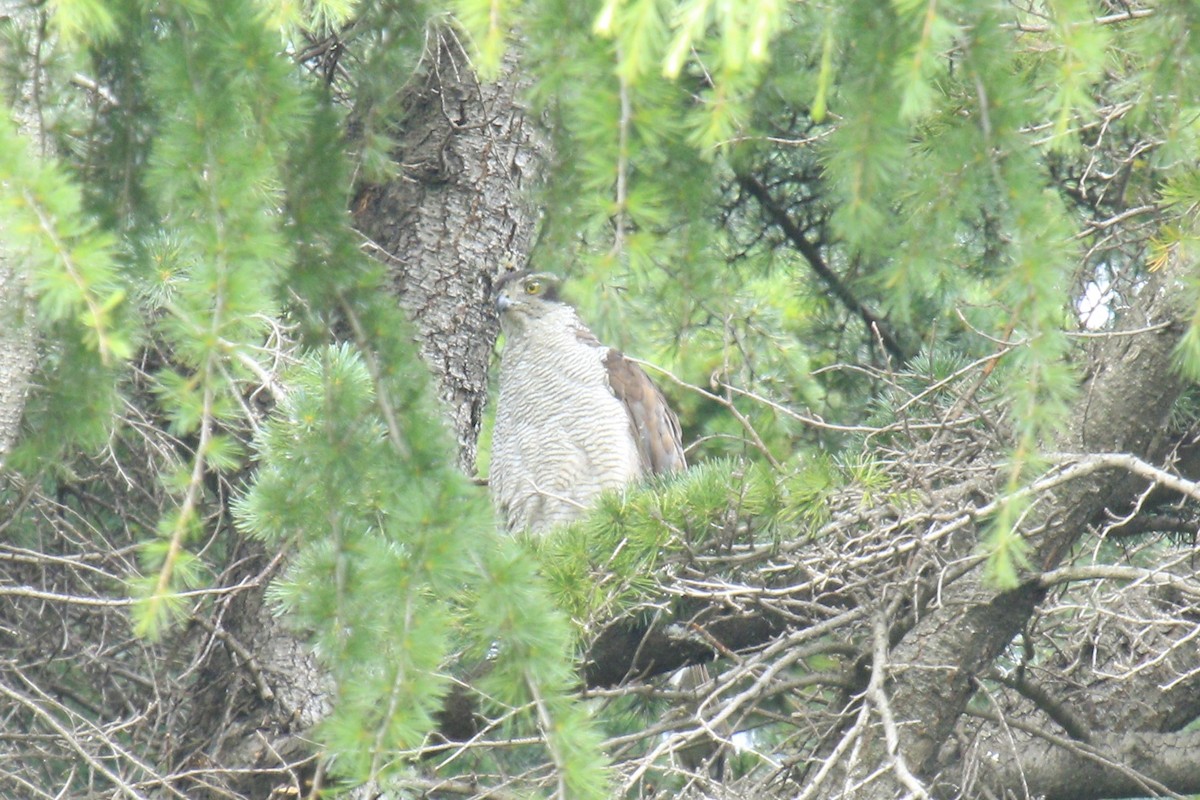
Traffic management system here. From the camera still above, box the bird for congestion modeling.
[489,271,725,777]
[488,270,686,534]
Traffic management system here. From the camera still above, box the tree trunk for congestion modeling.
[352,27,548,473]
[0,262,33,466]
[0,9,46,469]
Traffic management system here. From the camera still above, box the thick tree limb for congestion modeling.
[560,262,1196,799]
[823,264,1193,798]
[956,727,1200,800]
[584,610,792,688]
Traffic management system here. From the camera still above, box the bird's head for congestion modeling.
[494,271,565,332]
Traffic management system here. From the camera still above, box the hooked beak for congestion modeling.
[495,292,512,313]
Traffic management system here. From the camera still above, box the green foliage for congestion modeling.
[510,0,1200,588]
[238,341,610,794]
[7,0,1200,795]
[259,0,359,32]
[0,116,130,365]
[124,0,310,637]
[1041,0,1111,151]
[452,0,509,75]
[5,0,609,793]
[538,460,777,623]
[533,456,880,627]
[337,3,430,183]
[5,337,122,471]
[48,0,118,43]
[0,86,131,472]
[982,494,1033,590]
[775,452,839,533]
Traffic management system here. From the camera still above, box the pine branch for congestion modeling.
[736,172,909,364]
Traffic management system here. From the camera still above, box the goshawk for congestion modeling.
[489,271,686,533]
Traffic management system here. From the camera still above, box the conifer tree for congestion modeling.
[2,1,1200,799]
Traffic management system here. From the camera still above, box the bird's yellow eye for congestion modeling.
[524,280,541,295]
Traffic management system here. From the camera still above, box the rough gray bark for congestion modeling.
[352,27,548,473]
[934,582,1200,799]
[0,262,34,467]
[0,6,44,469]
[958,729,1200,800]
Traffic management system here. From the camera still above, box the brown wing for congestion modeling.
[603,349,687,475]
